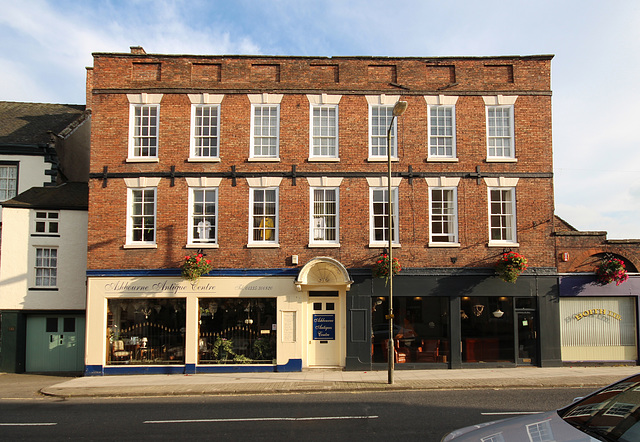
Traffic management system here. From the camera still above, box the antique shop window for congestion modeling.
[107,299,186,365]
[198,298,276,365]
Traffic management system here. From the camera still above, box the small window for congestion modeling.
[0,164,18,201]
[63,317,75,333]
[35,248,57,287]
[34,211,59,234]
[326,303,335,311]
[313,302,322,311]
[46,317,58,333]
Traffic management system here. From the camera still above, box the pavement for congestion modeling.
[1,366,638,399]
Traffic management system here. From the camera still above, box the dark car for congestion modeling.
[442,373,640,441]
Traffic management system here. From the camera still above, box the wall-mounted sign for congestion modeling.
[313,314,335,340]
[574,309,621,321]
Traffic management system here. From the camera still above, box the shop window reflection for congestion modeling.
[461,296,514,363]
[371,296,450,364]
[198,298,276,364]
[107,299,186,365]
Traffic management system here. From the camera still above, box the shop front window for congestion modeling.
[461,296,514,363]
[198,298,276,364]
[371,296,450,364]
[107,299,186,365]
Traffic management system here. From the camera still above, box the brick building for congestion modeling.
[84,47,560,375]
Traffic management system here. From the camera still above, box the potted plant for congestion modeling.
[495,251,528,283]
[372,253,401,285]
[596,257,628,286]
[181,253,213,282]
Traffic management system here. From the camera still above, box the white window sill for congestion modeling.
[247,243,280,248]
[248,157,281,162]
[188,157,221,163]
[186,243,219,248]
[308,243,341,248]
[123,243,158,249]
[488,241,520,248]
[486,157,517,163]
[308,157,340,162]
[369,242,400,248]
[427,157,459,163]
[428,242,461,248]
[126,157,159,163]
[367,157,399,163]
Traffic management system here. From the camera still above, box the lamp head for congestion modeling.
[392,100,408,116]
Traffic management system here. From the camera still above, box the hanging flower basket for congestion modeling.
[372,253,401,285]
[181,253,213,282]
[495,251,528,283]
[596,258,628,286]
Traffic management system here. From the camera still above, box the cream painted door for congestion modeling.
[308,296,341,366]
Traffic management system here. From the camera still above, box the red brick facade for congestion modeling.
[554,216,640,273]
[87,48,555,272]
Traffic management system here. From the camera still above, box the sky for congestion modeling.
[1,0,639,238]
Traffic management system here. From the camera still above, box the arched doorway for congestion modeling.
[295,257,352,368]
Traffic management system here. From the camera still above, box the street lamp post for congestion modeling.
[386,100,407,385]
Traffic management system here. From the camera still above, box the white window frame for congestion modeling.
[188,94,223,162]
[127,93,162,162]
[309,187,340,246]
[188,187,218,247]
[250,104,280,159]
[0,164,18,201]
[369,187,399,247]
[34,247,57,288]
[366,95,402,162]
[309,104,339,160]
[248,186,279,247]
[429,187,459,246]
[484,96,517,162]
[427,105,457,160]
[369,105,398,160]
[190,104,220,160]
[33,211,60,236]
[488,186,517,246]
[126,187,157,247]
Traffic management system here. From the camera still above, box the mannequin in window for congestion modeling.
[313,217,326,241]
[258,217,275,240]
[196,220,211,240]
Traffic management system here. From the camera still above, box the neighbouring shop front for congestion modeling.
[346,270,562,370]
[559,275,639,365]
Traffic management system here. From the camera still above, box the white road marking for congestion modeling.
[0,423,57,426]
[481,412,544,416]
[144,415,378,424]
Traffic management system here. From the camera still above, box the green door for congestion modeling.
[26,316,85,372]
